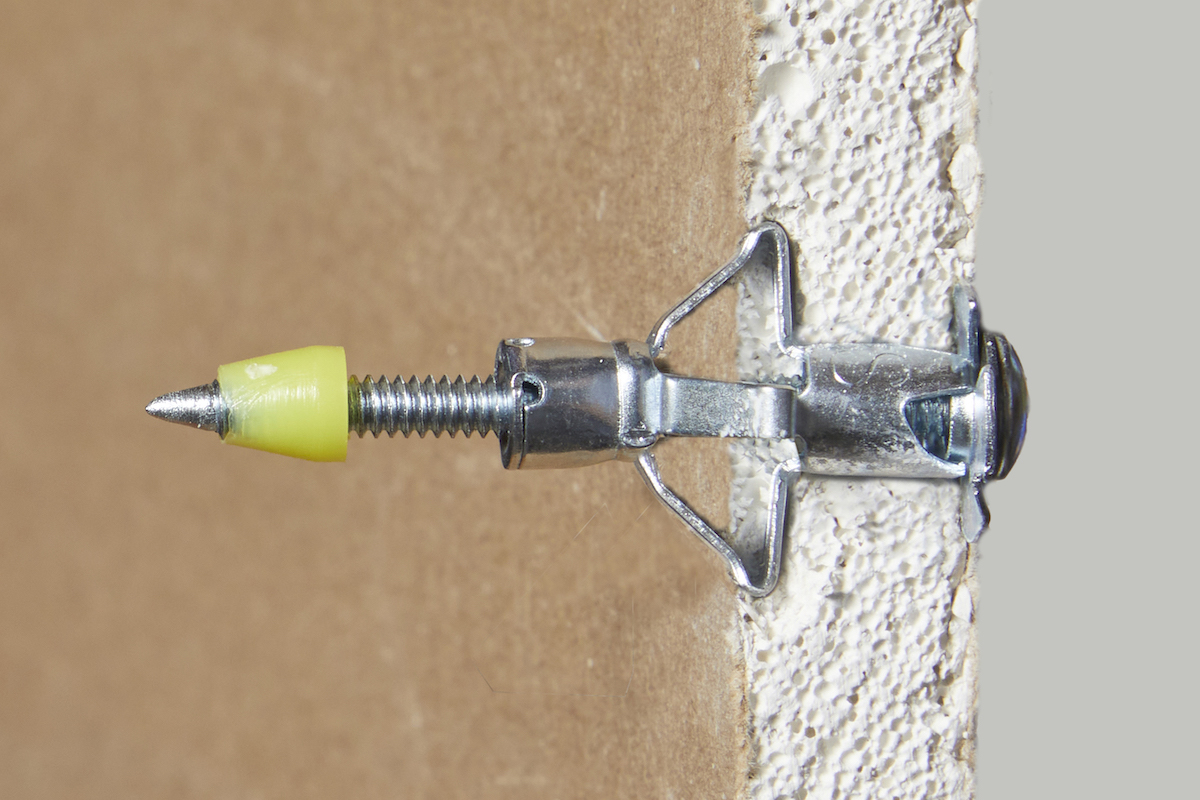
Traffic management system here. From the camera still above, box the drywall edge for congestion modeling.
[734,1,981,797]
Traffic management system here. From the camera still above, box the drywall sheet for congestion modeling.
[0,2,754,797]
[735,0,982,797]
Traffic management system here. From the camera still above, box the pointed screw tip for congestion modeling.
[143,382,226,435]
[145,395,170,419]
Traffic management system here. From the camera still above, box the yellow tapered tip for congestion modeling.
[217,346,348,462]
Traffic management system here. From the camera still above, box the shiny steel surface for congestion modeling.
[146,222,1027,596]
[492,336,800,471]
[494,337,625,469]
[633,222,1027,589]
[635,450,801,598]
[348,374,512,439]
[145,381,228,438]
[798,343,969,480]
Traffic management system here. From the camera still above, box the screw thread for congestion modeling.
[349,374,512,439]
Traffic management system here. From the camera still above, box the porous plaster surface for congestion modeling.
[733,1,981,798]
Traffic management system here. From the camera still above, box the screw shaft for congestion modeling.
[348,374,512,439]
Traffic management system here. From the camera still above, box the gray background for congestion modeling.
[975,1,1198,796]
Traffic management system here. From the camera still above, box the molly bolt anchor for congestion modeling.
[147,222,1028,597]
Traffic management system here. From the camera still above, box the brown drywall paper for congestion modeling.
[0,1,755,797]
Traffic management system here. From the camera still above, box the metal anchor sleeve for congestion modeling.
[146,222,1027,597]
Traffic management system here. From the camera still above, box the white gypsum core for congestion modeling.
[734,1,981,798]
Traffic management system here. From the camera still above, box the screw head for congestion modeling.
[986,332,1028,481]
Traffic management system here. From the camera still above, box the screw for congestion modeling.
[348,374,513,439]
[145,222,1029,595]
[147,371,516,441]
